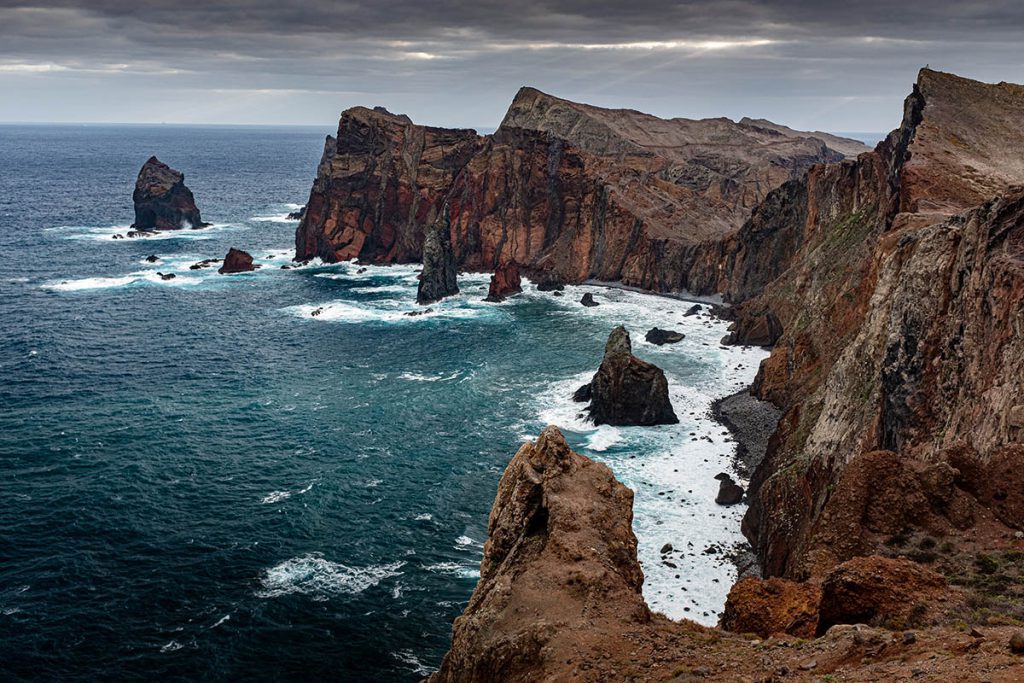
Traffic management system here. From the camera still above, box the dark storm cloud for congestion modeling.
[0,1,1022,128]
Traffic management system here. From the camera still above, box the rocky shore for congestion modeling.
[710,389,782,479]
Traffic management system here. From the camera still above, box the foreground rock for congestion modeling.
[416,207,459,305]
[483,261,522,302]
[218,248,255,274]
[579,327,677,426]
[433,430,1020,682]
[645,327,685,345]
[131,156,209,230]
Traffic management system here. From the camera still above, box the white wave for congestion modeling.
[351,284,412,294]
[585,425,623,452]
[393,650,435,676]
[41,270,206,292]
[51,222,240,243]
[261,491,291,504]
[424,562,479,579]
[414,513,432,521]
[160,641,183,653]
[210,614,230,629]
[252,213,297,223]
[255,554,404,601]
[286,298,491,324]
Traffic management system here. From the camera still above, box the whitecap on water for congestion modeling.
[255,553,404,601]
[49,222,242,243]
[260,491,291,504]
[393,650,435,676]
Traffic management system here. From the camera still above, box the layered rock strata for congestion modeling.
[131,156,209,230]
[295,89,866,291]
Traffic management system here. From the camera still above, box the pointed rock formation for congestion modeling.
[431,427,650,682]
[131,156,209,231]
[579,326,678,426]
[484,261,522,302]
[416,207,459,305]
[218,248,255,274]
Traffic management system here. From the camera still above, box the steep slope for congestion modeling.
[295,89,867,291]
[720,69,1024,581]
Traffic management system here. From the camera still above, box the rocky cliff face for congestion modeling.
[131,156,208,230]
[294,89,866,290]
[720,69,1024,581]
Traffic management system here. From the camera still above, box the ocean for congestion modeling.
[0,124,764,681]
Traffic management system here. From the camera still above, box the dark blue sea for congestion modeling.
[0,124,764,681]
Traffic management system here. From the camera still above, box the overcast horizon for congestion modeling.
[1,1,1022,132]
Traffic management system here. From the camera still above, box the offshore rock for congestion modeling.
[416,206,459,305]
[131,156,209,230]
[584,326,678,426]
[715,476,745,505]
[645,327,685,345]
[218,248,255,274]
[484,261,522,302]
[580,292,599,307]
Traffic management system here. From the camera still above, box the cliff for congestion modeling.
[295,89,867,291]
[721,69,1024,582]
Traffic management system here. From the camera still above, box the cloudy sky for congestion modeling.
[1,1,1021,132]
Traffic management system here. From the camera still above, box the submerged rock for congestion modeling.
[286,206,306,220]
[156,272,175,281]
[218,248,255,274]
[580,292,599,307]
[582,326,678,426]
[484,261,522,302]
[645,327,685,345]
[416,206,459,305]
[145,254,160,263]
[131,156,209,231]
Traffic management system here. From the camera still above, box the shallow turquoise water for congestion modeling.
[0,124,763,681]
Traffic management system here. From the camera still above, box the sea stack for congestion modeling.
[579,326,678,426]
[218,248,255,274]
[131,156,209,231]
[416,207,459,305]
[484,261,522,302]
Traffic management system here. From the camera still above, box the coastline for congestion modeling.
[710,386,783,582]
[582,278,725,305]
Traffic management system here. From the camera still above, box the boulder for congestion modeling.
[218,248,255,274]
[484,261,522,302]
[145,255,160,263]
[286,206,306,220]
[645,327,685,345]
[721,577,820,639]
[817,556,953,635]
[416,206,459,305]
[683,304,702,316]
[716,476,745,505]
[580,292,599,307]
[584,327,678,426]
[156,272,175,281]
[131,156,209,230]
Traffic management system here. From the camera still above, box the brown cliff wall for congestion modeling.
[295,89,865,292]
[729,69,1024,579]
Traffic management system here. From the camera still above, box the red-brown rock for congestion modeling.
[484,261,522,302]
[218,248,255,274]
[721,577,820,639]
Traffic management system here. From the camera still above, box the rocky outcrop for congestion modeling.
[295,108,480,263]
[218,248,254,274]
[579,327,677,426]
[416,206,459,304]
[721,576,820,638]
[431,427,649,682]
[295,89,866,289]
[713,69,1024,583]
[484,261,521,302]
[645,327,685,345]
[131,156,209,230]
[715,475,745,505]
